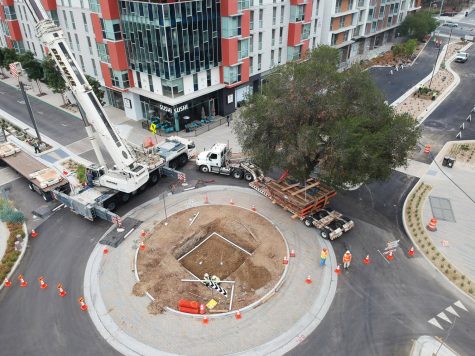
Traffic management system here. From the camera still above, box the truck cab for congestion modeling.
[197,143,229,173]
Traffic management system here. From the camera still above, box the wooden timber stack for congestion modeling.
[250,175,336,219]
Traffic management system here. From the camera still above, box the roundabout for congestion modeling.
[85,186,337,355]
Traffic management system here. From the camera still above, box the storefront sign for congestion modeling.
[159,103,189,114]
[124,98,132,109]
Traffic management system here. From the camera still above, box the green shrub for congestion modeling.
[469,288,474,294]
[76,164,87,184]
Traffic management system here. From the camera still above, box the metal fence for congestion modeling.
[158,116,230,138]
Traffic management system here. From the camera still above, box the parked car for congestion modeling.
[455,52,469,63]
[443,21,458,27]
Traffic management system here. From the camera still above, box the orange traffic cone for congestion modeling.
[139,241,145,251]
[305,275,312,284]
[427,218,438,231]
[334,265,341,275]
[4,278,11,287]
[290,249,296,257]
[18,274,28,287]
[57,283,67,297]
[424,144,431,154]
[363,255,370,265]
[235,310,242,320]
[202,315,209,324]
[408,246,415,256]
[386,251,394,261]
[31,229,38,238]
[199,304,206,314]
[38,276,48,289]
[251,205,256,212]
[204,194,209,204]
[78,297,88,311]
[230,198,235,205]
[140,230,146,238]
[283,256,289,265]
[103,248,109,255]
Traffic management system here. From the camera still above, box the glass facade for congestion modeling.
[120,0,221,85]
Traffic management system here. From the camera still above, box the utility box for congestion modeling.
[442,156,455,168]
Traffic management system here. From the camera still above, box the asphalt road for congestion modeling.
[0,81,87,146]
[368,40,440,104]
[291,171,475,356]
[413,42,475,163]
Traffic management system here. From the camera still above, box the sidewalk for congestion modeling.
[419,141,475,284]
[0,222,8,263]
[411,336,458,356]
[85,186,337,356]
[0,75,240,154]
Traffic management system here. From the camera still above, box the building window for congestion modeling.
[278,48,282,63]
[279,27,283,44]
[250,10,254,30]
[75,33,80,51]
[272,29,275,46]
[259,9,263,28]
[379,6,384,18]
[222,16,242,38]
[111,70,130,88]
[223,65,241,84]
[331,34,337,45]
[301,23,310,40]
[70,12,76,30]
[258,32,263,50]
[280,5,285,23]
[101,19,122,41]
[335,0,343,13]
[62,10,68,26]
[238,0,250,11]
[339,16,345,28]
[79,55,85,72]
[258,54,261,70]
[67,32,72,48]
[273,7,277,25]
[238,39,249,60]
[87,36,93,55]
[290,4,305,22]
[250,34,254,52]
[91,59,97,76]
[250,56,253,74]
[97,42,110,62]
[271,49,275,66]
[82,13,88,32]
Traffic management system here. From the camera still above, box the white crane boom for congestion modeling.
[23,0,149,193]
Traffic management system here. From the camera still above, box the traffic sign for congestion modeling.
[149,123,157,134]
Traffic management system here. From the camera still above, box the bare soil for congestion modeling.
[135,205,286,313]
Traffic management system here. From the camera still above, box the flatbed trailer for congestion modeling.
[0,142,69,201]
[249,176,337,219]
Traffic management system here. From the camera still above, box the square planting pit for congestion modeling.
[178,232,252,280]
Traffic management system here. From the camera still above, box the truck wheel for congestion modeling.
[244,172,253,181]
[105,200,117,211]
[178,154,188,167]
[320,230,329,240]
[304,218,313,227]
[200,165,210,173]
[42,192,51,202]
[121,193,130,203]
[169,160,178,170]
[148,173,159,185]
[28,183,34,191]
[233,170,243,179]
[139,183,147,193]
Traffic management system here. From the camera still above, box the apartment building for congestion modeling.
[0,0,420,129]
[321,0,421,65]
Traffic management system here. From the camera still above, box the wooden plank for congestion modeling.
[281,182,301,191]
[290,181,320,196]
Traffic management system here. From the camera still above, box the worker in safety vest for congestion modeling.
[320,248,328,266]
[342,250,352,270]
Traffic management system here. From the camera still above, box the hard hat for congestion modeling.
[345,250,350,254]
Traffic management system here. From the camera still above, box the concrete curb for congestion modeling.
[85,185,338,356]
[0,222,29,291]
[401,141,475,302]
[410,335,458,356]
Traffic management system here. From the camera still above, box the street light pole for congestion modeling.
[442,26,454,64]
[19,80,42,143]
[428,41,443,89]
[439,0,445,17]
[434,315,457,355]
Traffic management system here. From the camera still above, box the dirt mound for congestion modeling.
[136,205,285,313]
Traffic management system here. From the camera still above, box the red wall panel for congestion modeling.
[99,0,120,19]
[90,13,103,43]
[5,36,12,49]
[240,57,249,83]
[241,10,250,37]
[287,23,302,46]
[222,38,238,66]
[128,69,135,88]
[3,0,14,7]
[41,0,57,11]
[304,0,312,22]
[107,41,128,71]
[301,39,309,59]
[0,6,5,21]
[100,62,112,87]
[7,21,22,41]
[290,0,305,4]
[221,0,238,16]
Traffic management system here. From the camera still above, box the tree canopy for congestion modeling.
[18,51,45,94]
[0,48,18,75]
[236,46,421,188]
[399,10,438,41]
[85,74,105,106]
[42,56,66,102]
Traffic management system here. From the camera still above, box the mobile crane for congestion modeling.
[20,0,183,221]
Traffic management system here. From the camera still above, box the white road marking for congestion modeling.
[454,300,468,312]
[445,305,460,317]
[428,317,444,330]
[437,311,452,324]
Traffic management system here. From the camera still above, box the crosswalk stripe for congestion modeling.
[445,306,460,318]
[437,312,452,324]
[428,318,444,330]
[454,300,468,312]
